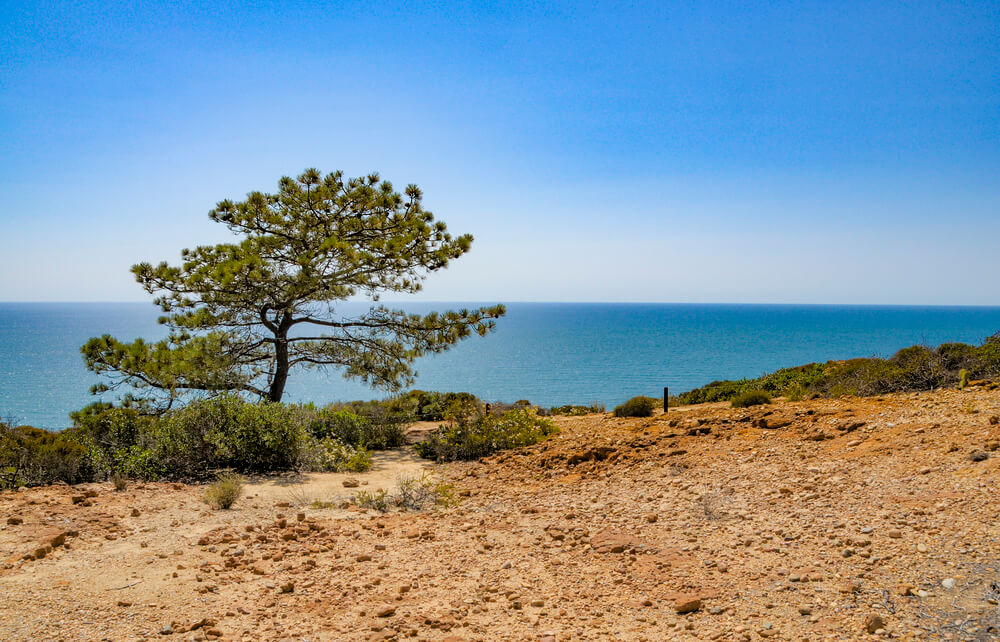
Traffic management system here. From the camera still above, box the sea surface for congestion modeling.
[2,302,1000,429]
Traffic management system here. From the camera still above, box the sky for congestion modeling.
[1,0,998,305]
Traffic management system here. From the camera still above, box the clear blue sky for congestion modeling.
[1,1,998,304]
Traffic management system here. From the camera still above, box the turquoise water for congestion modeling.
[2,302,1000,429]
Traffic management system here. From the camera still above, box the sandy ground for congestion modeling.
[2,386,1000,641]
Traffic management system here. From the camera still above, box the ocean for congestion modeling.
[2,302,1000,430]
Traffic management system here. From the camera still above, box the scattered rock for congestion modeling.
[864,614,886,634]
[672,595,702,614]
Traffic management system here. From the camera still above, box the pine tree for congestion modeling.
[82,169,505,408]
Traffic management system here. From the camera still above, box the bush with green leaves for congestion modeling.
[353,487,391,512]
[210,398,307,472]
[415,407,558,462]
[394,472,459,510]
[550,403,605,416]
[731,390,771,408]
[398,390,483,421]
[204,472,243,509]
[306,406,406,450]
[151,396,309,475]
[309,438,373,472]
[1,421,93,489]
[613,396,657,418]
[352,473,459,513]
[74,406,159,480]
[675,333,1000,406]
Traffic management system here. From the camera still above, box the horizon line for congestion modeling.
[3,300,1000,308]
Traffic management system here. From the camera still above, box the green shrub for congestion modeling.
[307,406,406,450]
[675,333,1000,406]
[937,342,978,371]
[145,397,308,476]
[416,407,558,462]
[111,473,128,491]
[74,407,158,480]
[353,488,390,512]
[784,382,806,402]
[214,399,306,472]
[1,422,94,488]
[395,472,460,510]
[204,472,243,509]
[959,368,970,390]
[550,403,606,416]
[398,391,483,421]
[976,334,1000,379]
[309,438,373,472]
[731,390,771,408]
[613,396,657,418]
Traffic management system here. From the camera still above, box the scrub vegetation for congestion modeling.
[674,335,1000,406]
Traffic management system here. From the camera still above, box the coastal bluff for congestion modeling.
[2,387,999,640]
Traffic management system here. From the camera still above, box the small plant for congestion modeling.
[285,483,314,507]
[310,499,336,509]
[958,369,969,390]
[111,473,128,491]
[731,390,771,408]
[699,488,733,520]
[613,396,657,418]
[203,472,244,509]
[395,472,461,510]
[353,488,390,512]
[310,438,373,473]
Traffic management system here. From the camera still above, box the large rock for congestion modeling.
[589,530,646,554]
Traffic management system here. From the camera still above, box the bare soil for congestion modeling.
[2,386,1000,641]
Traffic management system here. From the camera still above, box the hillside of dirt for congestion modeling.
[2,386,1000,641]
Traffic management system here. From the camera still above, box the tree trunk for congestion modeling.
[268,320,291,403]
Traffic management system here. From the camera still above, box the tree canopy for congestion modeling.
[82,169,505,409]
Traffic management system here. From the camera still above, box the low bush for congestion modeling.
[784,382,806,402]
[731,390,771,408]
[1,421,93,488]
[394,472,459,510]
[306,406,406,450]
[353,488,390,512]
[72,407,158,480]
[399,390,483,421]
[613,396,657,418]
[676,333,1000,406]
[308,438,373,473]
[550,403,606,416]
[416,407,558,462]
[151,397,308,476]
[204,472,243,509]
[352,473,460,513]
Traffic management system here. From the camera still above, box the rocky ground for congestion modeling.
[2,386,1000,641]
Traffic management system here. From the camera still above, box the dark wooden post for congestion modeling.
[663,387,669,413]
